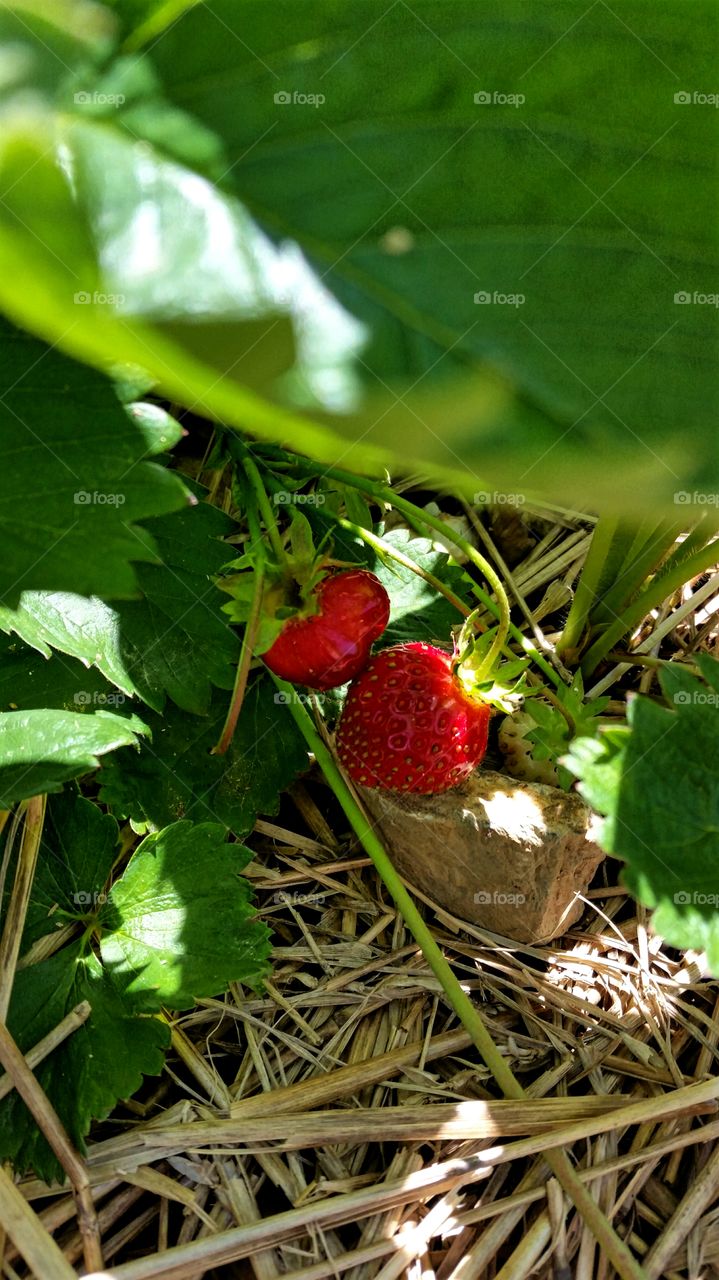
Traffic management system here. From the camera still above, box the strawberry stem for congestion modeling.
[332,516,474,620]
[279,680,647,1280]
[213,480,266,755]
[212,564,265,755]
[242,453,286,566]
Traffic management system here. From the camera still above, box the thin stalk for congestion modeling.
[214,480,267,754]
[582,535,719,676]
[0,1020,103,1272]
[331,516,472,619]
[0,796,46,1021]
[281,683,646,1280]
[241,454,286,565]
[212,563,265,755]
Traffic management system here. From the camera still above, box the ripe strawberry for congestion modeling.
[263,569,390,690]
[337,641,490,794]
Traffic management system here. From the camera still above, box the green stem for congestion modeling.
[242,454,286,565]
[280,681,646,1280]
[582,535,719,676]
[280,680,523,1097]
[332,516,472,619]
[214,478,267,755]
[212,563,265,755]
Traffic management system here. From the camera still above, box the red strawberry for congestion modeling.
[263,569,390,690]
[337,641,490,794]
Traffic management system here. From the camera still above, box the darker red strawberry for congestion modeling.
[263,569,390,690]
[336,641,490,793]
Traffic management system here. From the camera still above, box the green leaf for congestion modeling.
[0,498,241,713]
[0,708,147,806]
[0,67,365,428]
[0,944,169,1180]
[98,676,309,834]
[16,791,120,950]
[372,529,474,647]
[0,318,189,606]
[0,634,135,716]
[516,675,611,788]
[127,401,185,455]
[99,820,271,1009]
[565,665,719,970]
[142,0,719,513]
[0,790,268,1177]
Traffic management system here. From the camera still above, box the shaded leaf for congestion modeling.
[0,945,168,1180]
[0,319,188,606]
[0,499,241,714]
[99,676,308,833]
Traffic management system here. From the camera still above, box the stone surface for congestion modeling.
[360,769,604,944]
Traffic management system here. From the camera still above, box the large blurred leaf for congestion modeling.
[0,0,367,425]
[141,0,718,510]
[0,1,715,514]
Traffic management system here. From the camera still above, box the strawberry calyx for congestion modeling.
[220,508,337,654]
[450,613,530,715]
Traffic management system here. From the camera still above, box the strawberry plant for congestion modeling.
[0,5,716,1277]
